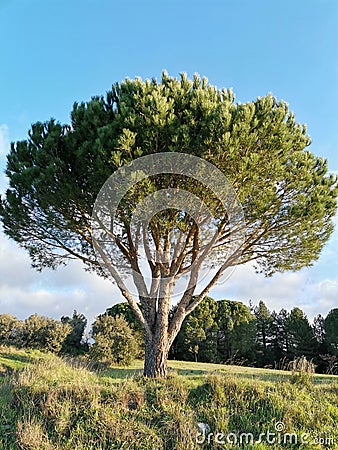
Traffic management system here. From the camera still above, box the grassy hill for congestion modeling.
[0,347,337,449]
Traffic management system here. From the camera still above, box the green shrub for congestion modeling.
[19,314,72,353]
[90,314,141,365]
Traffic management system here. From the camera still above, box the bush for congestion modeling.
[18,314,71,353]
[0,314,22,346]
[0,314,72,353]
[90,314,141,365]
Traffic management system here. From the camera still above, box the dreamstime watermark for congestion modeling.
[91,152,245,298]
[196,421,335,447]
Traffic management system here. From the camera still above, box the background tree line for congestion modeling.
[1,299,337,374]
[0,311,88,355]
[106,298,338,374]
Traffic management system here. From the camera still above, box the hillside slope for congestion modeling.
[0,348,337,449]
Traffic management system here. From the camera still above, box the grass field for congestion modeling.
[101,358,338,385]
[0,347,337,449]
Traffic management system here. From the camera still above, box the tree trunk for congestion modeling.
[142,278,173,378]
[144,332,169,378]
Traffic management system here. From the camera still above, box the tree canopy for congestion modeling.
[1,72,337,377]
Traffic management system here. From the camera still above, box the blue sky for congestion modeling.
[0,0,337,324]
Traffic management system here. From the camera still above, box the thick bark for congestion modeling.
[144,332,169,378]
[142,276,173,378]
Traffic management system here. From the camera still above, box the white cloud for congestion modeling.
[0,225,337,326]
[211,262,306,307]
[209,258,338,320]
[0,232,122,326]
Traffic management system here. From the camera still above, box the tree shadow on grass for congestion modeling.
[0,352,33,364]
[0,348,45,371]
[97,367,143,382]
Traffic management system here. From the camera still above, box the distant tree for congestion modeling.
[61,310,88,355]
[313,314,326,346]
[216,300,256,363]
[269,309,290,362]
[254,301,273,365]
[45,319,72,354]
[174,296,218,362]
[312,314,330,373]
[287,307,317,358]
[324,309,338,355]
[90,314,141,365]
[254,301,272,351]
